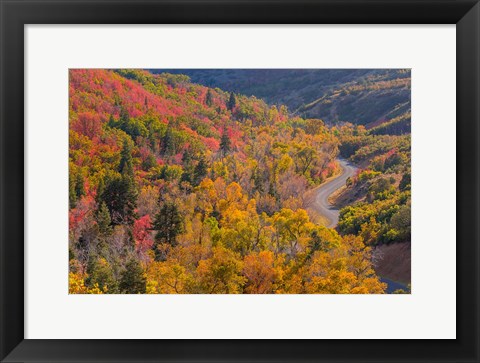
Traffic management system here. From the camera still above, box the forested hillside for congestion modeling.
[333,123,412,288]
[336,125,411,246]
[68,69,396,294]
[154,69,411,129]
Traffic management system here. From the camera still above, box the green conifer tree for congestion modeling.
[100,175,137,226]
[86,257,118,293]
[119,259,146,294]
[180,148,194,185]
[108,114,116,128]
[75,172,85,200]
[96,202,113,237]
[161,125,175,156]
[96,177,105,205]
[119,139,134,178]
[182,147,193,165]
[153,202,184,260]
[220,128,231,157]
[205,89,214,107]
[252,167,264,193]
[69,174,77,208]
[142,154,157,171]
[227,92,236,111]
[193,155,208,186]
[119,108,130,129]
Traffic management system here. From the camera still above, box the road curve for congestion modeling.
[313,159,358,228]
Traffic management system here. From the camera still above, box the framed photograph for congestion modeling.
[1,0,478,362]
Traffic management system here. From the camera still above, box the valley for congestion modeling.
[68,69,410,294]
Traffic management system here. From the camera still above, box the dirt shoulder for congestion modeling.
[373,241,411,285]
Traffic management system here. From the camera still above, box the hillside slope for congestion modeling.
[152,69,411,129]
[68,69,388,294]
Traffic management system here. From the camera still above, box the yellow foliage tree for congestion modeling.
[243,250,280,294]
[270,208,315,256]
[195,246,246,293]
[146,259,191,294]
[68,272,104,294]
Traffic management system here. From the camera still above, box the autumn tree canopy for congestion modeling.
[68,69,409,294]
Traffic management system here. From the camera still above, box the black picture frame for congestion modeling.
[1,1,479,362]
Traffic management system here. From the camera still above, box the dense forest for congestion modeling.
[69,69,410,294]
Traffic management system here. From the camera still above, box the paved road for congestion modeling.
[313,160,409,294]
[380,277,409,294]
[313,159,358,228]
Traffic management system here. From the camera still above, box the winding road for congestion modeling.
[313,159,358,228]
[312,160,409,293]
